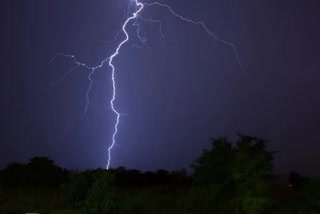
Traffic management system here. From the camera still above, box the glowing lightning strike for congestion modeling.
[107,0,248,169]
[50,0,246,170]
[106,0,144,169]
[143,2,249,77]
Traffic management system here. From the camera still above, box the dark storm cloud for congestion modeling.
[0,0,319,176]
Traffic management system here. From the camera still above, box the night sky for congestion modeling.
[1,0,320,176]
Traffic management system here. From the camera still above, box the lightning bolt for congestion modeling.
[106,1,144,169]
[50,0,246,170]
[143,1,248,77]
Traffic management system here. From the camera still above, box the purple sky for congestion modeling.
[1,0,320,176]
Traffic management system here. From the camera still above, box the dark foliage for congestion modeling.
[0,134,319,213]
[288,171,309,190]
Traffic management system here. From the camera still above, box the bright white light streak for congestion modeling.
[50,0,246,170]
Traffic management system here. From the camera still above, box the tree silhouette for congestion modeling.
[191,137,234,203]
[1,134,318,214]
[0,162,26,188]
[191,134,275,213]
[192,137,233,184]
[231,134,275,214]
[23,156,68,187]
[288,171,309,190]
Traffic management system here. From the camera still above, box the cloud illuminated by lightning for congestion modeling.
[50,0,246,170]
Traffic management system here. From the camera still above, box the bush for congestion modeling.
[84,171,130,214]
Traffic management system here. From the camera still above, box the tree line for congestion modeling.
[0,134,319,213]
